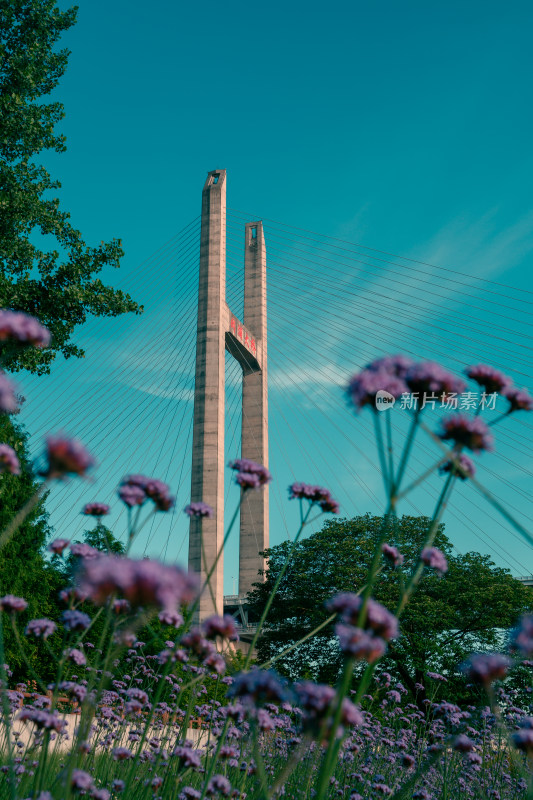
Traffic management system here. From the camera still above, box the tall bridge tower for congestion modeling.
[188,169,268,622]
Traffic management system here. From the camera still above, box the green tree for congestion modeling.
[0,414,64,681]
[247,514,532,701]
[0,0,142,375]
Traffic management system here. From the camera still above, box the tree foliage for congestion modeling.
[0,414,63,680]
[247,514,533,700]
[0,0,142,374]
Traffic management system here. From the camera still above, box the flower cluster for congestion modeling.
[76,554,198,614]
[439,414,493,453]
[43,435,94,478]
[461,653,511,686]
[184,501,214,518]
[0,443,20,475]
[0,595,28,613]
[118,475,175,511]
[382,543,404,566]
[439,453,476,480]
[82,502,111,517]
[227,668,292,706]
[294,681,363,740]
[289,482,339,513]
[0,310,50,348]
[0,372,18,414]
[421,547,448,574]
[25,618,57,639]
[228,458,272,489]
[328,593,398,662]
[405,361,466,398]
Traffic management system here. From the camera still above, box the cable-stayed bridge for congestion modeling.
[17,170,533,626]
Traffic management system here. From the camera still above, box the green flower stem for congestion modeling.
[0,617,16,800]
[392,410,421,497]
[0,480,49,551]
[373,411,390,495]
[251,722,270,800]
[385,410,394,490]
[187,493,244,624]
[243,503,314,671]
[126,504,144,550]
[199,716,232,800]
[395,454,449,501]
[126,505,156,551]
[396,470,456,617]
[268,738,309,798]
[314,655,355,800]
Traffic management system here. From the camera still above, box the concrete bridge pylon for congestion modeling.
[188,170,269,623]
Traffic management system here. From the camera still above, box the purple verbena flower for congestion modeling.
[382,543,404,566]
[421,547,448,574]
[513,719,533,754]
[58,681,87,702]
[294,681,362,741]
[503,386,533,413]
[173,745,202,769]
[229,459,271,489]
[347,369,407,411]
[202,614,239,641]
[112,746,133,761]
[366,355,414,378]
[465,364,512,395]
[453,734,474,752]
[327,594,398,640]
[0,372,18,414]
[289,483,339,513]
[406,361,465,398]
[66,648,87,666]
[0,444,20,475]
[335,624,386,663]
[91,789,110,800]
[158,608,184,627]
[0,595,27,613]
[70,542,99,559]
[439,453,476,480]
[118,483,146,507]
[461,653,511,685]
[82,502,110,517]
[0,310,50,348]
[120,475,174,511]
[439,414,493,452]
[25,619,57,640]
[43,435,94,479]
[206,775,231,796]
[184,501,214,518]
[510,614,533,656]
[71,769,93,791]
[62,610,91,631]
[76,554,198,611]
[18,707,66,733]
[227,668,291,706]
[48,538,70,555]
[112,599,130,614]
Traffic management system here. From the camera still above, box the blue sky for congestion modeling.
[17,0,533,591]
